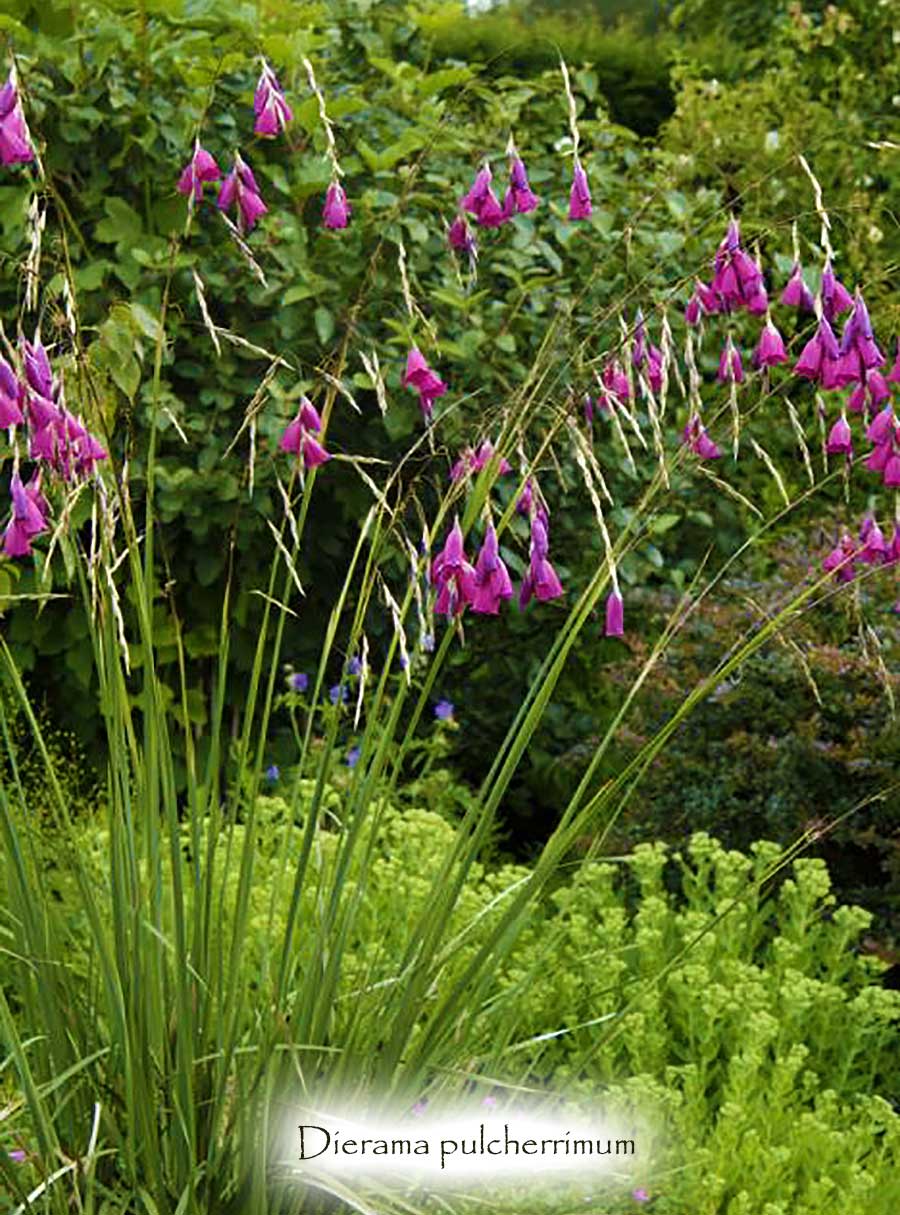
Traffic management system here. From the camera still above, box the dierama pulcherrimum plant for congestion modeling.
[1,29,898,1215]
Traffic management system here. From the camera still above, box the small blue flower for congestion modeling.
[288,671,308,693]
[346,746,361,768]
[347,655,363,676]
[434,699,454,721]
[329,684,348,705]
[421,632,435,653]
[264,764,280,782]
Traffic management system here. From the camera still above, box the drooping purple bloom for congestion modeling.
[858,515,889,565]
[631,1189,651,1204]
[0,357,24,427]
[434,699,455,720]
[253,60,293,137]
[3,470,48,558]
[605,589,624,638]
[503,153,539,217]
[793,316,842,386]
[347,655,363,676]
[866,405,895,446]
[600,359,631,404]
[461,162,506,228]
[21,337,53,399]
[0,72,35,166]
[176,142,221,201]
[515,478,533,517]
[683,414,722,460]
[264,764,280,782]
[822,532,857,583]
[717,336,744,383]
[346,745,361,768]
[847,368,890,414]
[402,347,447,422]
[710,219,766,313]
[329,684,348,705]
[837,289,885,387]
[470,524,514,615]
[752,319,788,368]
[825,414,853,456]
[322,181,351,230]
[519,515,564,608]
[448,214,477,258]
[7,1149,26,1164]
[432,518,476,617]
[820,259,853,323]
[217,153,267,232]
[280,396,330,469]
[288,671,309,692]
[781,262,815,312]
[568,160,592,221]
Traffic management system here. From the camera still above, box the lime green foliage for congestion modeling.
[7,794,900,1212]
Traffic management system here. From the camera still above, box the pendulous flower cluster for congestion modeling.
[1,335,107,558]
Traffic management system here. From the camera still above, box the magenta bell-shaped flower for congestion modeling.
[825,414,853,456]
[0,357,24,427]
[781,262,815,312]
[471,524,514,615]
[568,160,592,221]
[461,162,506,228]
[217,152,267,232]
[402,347,447,422]
[0,72,35,166]
[605,589,624,638]
[793,316,842,386]
[432,517,477,617]
[752,319,788,368]
[710,219,767,313]
[683,414,722,460]
[448,213,477,257]
[503,153,539,217]
[822,532,857,583]
[322,181,351,230]
[820,260,853,323]
[3,470,48,557]
[519,515,564,607]
[176,141,221,201]
[279,396,330,469]
[717,335,744,383]
[253,60,293,137]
